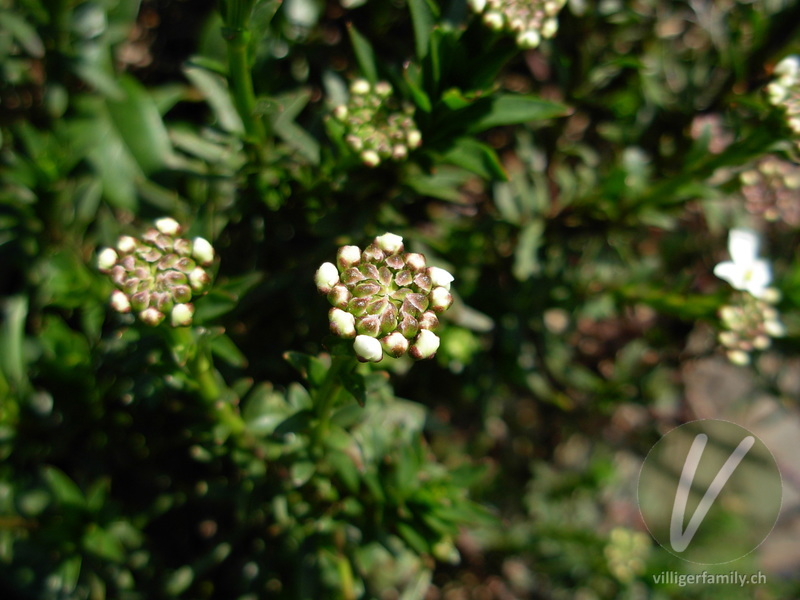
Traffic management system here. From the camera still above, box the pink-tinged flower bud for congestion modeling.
[404,253,427,272]
[110,290,131,313]
[398,313,419,339]
[385,255,405,270]
[418,311,439,331]
[413,272,432,293]
[356,314,381,337]
[171,303,194,327]
[130,291,151,312]
[374,81,392,97]
[173,285,193,304]
[155,217,181,236]
[158,254,180,271]
[409,330,440,360]
[140,247,162,263]
[173,238,192,256]
[375,232,404,254]
[430,286,453,312]
[97,248,118,272]
[139,307,165,327]
[340,266,366,287]
[483,11,504,30]
[333,105,348,120]
[427,266,454,291]
[361,243,385,264]
[155,291,174,313]
[381,331,409,358]
[402,293,429,317]
[315,262,340,294]
[189,267,211,292]
[354,335,382,362]
[176,257,197,273]
[406,130,421,149]
[328,284,352,308]
[337,245,361,270]
[110,265,126,286]
[192,237,215,266]
[516,29,541,49]
[347,297,369,317]
[329,307,356,338]
[391,145,408,160]
[117,235,138,254]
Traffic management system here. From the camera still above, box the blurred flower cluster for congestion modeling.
[714,228,785,364]
[97,218,214,327]
[767,55,800,140]
[740,156,800,227]
[315,233,453,362]
[467,0,567,49]
[332,80,421,167]
[604,527,650,584]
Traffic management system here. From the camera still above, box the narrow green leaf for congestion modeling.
[283,352,328,387]
[407,0,437,60]
[0,11,44,58]
[83,525,126,562]
[183,63,244,133]
[396,522,430,554]
[210,333,248,367]
[290,461,316,487]
[438,137,508,181]
[106,75,175,175]
[347,24,378,84]
[465,94,570,133]
[1,296,27,390]
[43,466,86,508]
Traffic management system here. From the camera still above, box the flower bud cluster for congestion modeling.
[718,291,785,365]
[97,217,215,328]
[315,233,454,363]
[467,0,567,49]
[739,156,800,227]
[767,56,800,140]
[603,528,650,584]
[332,79,422,167]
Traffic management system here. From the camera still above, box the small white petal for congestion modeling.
[155,217,181,236]
[728,228,760,266]
[427,266,454,291]
[714,260,744,289]
[353,335,383,362]
[742,260,772,298]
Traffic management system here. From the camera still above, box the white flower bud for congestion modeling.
[333,105,348,120]
[354,334,383,362]
[541,18,558,38]
[427,266,454,291]
[189,267,211,292]
[404,252,426,271]
[97,248,118,272]
[155,217,181,236]
[192,237,215,266]
[375,233,404,254]
[392,144,408,160]
[467,0,487,12]
[406,130,422,149]
[139,307,165,327]
[430,286,454,312]
[483,11,504,30]
[171,303,195,327]
[361,150,381,167]
[117,235,138,254]
[381,331,409,357]
[110,290,131,313]
[517,29,541,49]
[409,329,440,360]
[727,349,750,366]
[374,81,392,97]
[337,245,362,270]
[329,307,356,338]
[315,262,340,294]
[350,79,371,95]
[764,319,786,337]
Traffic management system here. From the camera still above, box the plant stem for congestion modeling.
[226,30,267,144]
[312,354,355,452]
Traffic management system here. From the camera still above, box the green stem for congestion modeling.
[312,354,355,453]
[226,30,267,144]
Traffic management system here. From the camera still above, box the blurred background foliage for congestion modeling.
[1,0,800,598]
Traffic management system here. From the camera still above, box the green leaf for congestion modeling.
[269,89,321,164]
[290,460,316,487]
[165,566,194,596]
[465,94,570,133]
[283,352,328,388]
[83,525,126,562]
[396,522,429,554]
[402,165,472,201]
[1,296,28,392]
[0,11,44,58]
[106,75,175,175]
[407,0,438,60]
[341,370,366,407]
[43,466,86,508]
[183,62,245,133]
[403,64,432,112]
[210,333,248,367]
[512,220,544,280]
[242,383,292,435]
[347,24,378,84]
[437,137,507,181]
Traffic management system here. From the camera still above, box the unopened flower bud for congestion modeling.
[137,307,163,326]
[375,232,404,255]
[173,285,193,304]
[517,29,541,48]
[189,267,211,293]
[427,266,454,291]
[328,284,352,308]
[350,79,371,95]
[337,245,362,270]
[361,150,381,167]
[404,253,427,272]
[130,291,151,312]
[409,329,440,360]
[483,11,504,30]
[155,217,181,236]
[192,237,215,266]
[173,238,192,256]
[381,331,409,357]
[406,130,422,149]
[333,105,348,120]
[97,248,118,272]
[468,0,487,12]
[392,145,408,160]
[117,235,138,254]
[354,334,383,362]
[171,303,194,327]
[727,349,750,365]
[418,311,440,330]
[430,286,453,312]
[315,262,340,294]
[110,290,131,313]
[329,307,356,338]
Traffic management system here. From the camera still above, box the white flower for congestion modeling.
[353,335,383,362]
[713,229,772,298]
[427,266,454,291]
